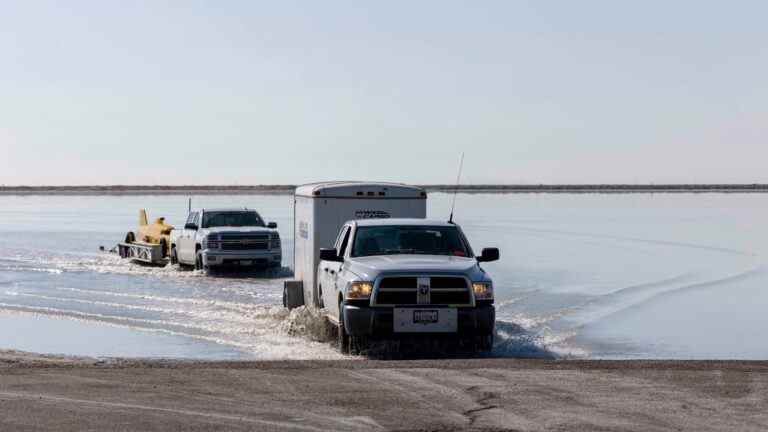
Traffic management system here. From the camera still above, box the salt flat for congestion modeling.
[2,192,768,360]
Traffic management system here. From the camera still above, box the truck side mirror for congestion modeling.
[184,223,198,230]
[267,222,278,229]
[477,248,499,262]
[319,248,343,262]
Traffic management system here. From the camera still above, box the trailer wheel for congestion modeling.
[125,232,135,244]
[337,309,350,355]
[159,238,168,258]
[283,281,304,309]
[350,336,367,356]
[317,285,325,309]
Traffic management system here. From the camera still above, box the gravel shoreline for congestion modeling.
[1,350,767,431]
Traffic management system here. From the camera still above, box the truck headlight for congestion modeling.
[472,282,493,300]
[204,237,220,249]
[346,281,373,300]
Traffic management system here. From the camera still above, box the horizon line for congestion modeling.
[2,183,768,196]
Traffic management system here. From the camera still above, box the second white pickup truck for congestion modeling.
[170,208,282,272]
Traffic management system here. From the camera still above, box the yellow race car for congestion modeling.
[124,209,174,259]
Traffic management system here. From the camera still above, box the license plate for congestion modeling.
[394,308,457,333]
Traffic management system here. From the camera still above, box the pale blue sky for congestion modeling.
[1,1,766,185]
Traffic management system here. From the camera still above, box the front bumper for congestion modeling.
[341,303,495,337]
[202,249,281,267]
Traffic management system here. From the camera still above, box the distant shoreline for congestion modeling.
[1,184,768,196]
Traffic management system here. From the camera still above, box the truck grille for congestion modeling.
[219,233,270,251]
[374,276,471,306]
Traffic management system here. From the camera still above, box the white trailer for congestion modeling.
[284,181,427,308]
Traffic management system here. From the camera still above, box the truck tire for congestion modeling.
[477,334,494,352]
[170,246,178,265]
[337,311,350,355]
[195,251,207,273]
[125,232,135,244]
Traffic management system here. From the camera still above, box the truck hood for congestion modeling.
[346,255,486,281]
[201,226,276,235]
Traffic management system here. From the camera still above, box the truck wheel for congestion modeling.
[125,232,135,244]
[170,246,178,265]
[195,251,207,273]
[337,314,350,355]
[477,334,494,352]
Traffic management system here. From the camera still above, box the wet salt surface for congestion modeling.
[1,193,767,359]
[0,311,245,359]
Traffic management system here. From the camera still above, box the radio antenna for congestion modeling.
[448,152,465,224]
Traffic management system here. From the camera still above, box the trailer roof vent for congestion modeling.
[294,182,427,199]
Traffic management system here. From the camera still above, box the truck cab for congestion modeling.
[170,208,282,271]
[317,218,498,354]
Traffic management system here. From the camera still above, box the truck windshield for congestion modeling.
[351,225,470,257]
[201,212,264,228]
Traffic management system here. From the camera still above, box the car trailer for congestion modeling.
[283,181,427,309]
[116,241,168,265]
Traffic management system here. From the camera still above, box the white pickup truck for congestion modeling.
[170,208,282,272]
[317,218,498,354]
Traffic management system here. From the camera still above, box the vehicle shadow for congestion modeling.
[175,265,295,280]
[354,320,558,360]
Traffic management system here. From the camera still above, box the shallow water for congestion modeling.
[1,193,766,359]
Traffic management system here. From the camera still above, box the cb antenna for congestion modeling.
[448,152,465,224]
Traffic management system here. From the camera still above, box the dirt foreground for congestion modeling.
[1,351,767,431]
